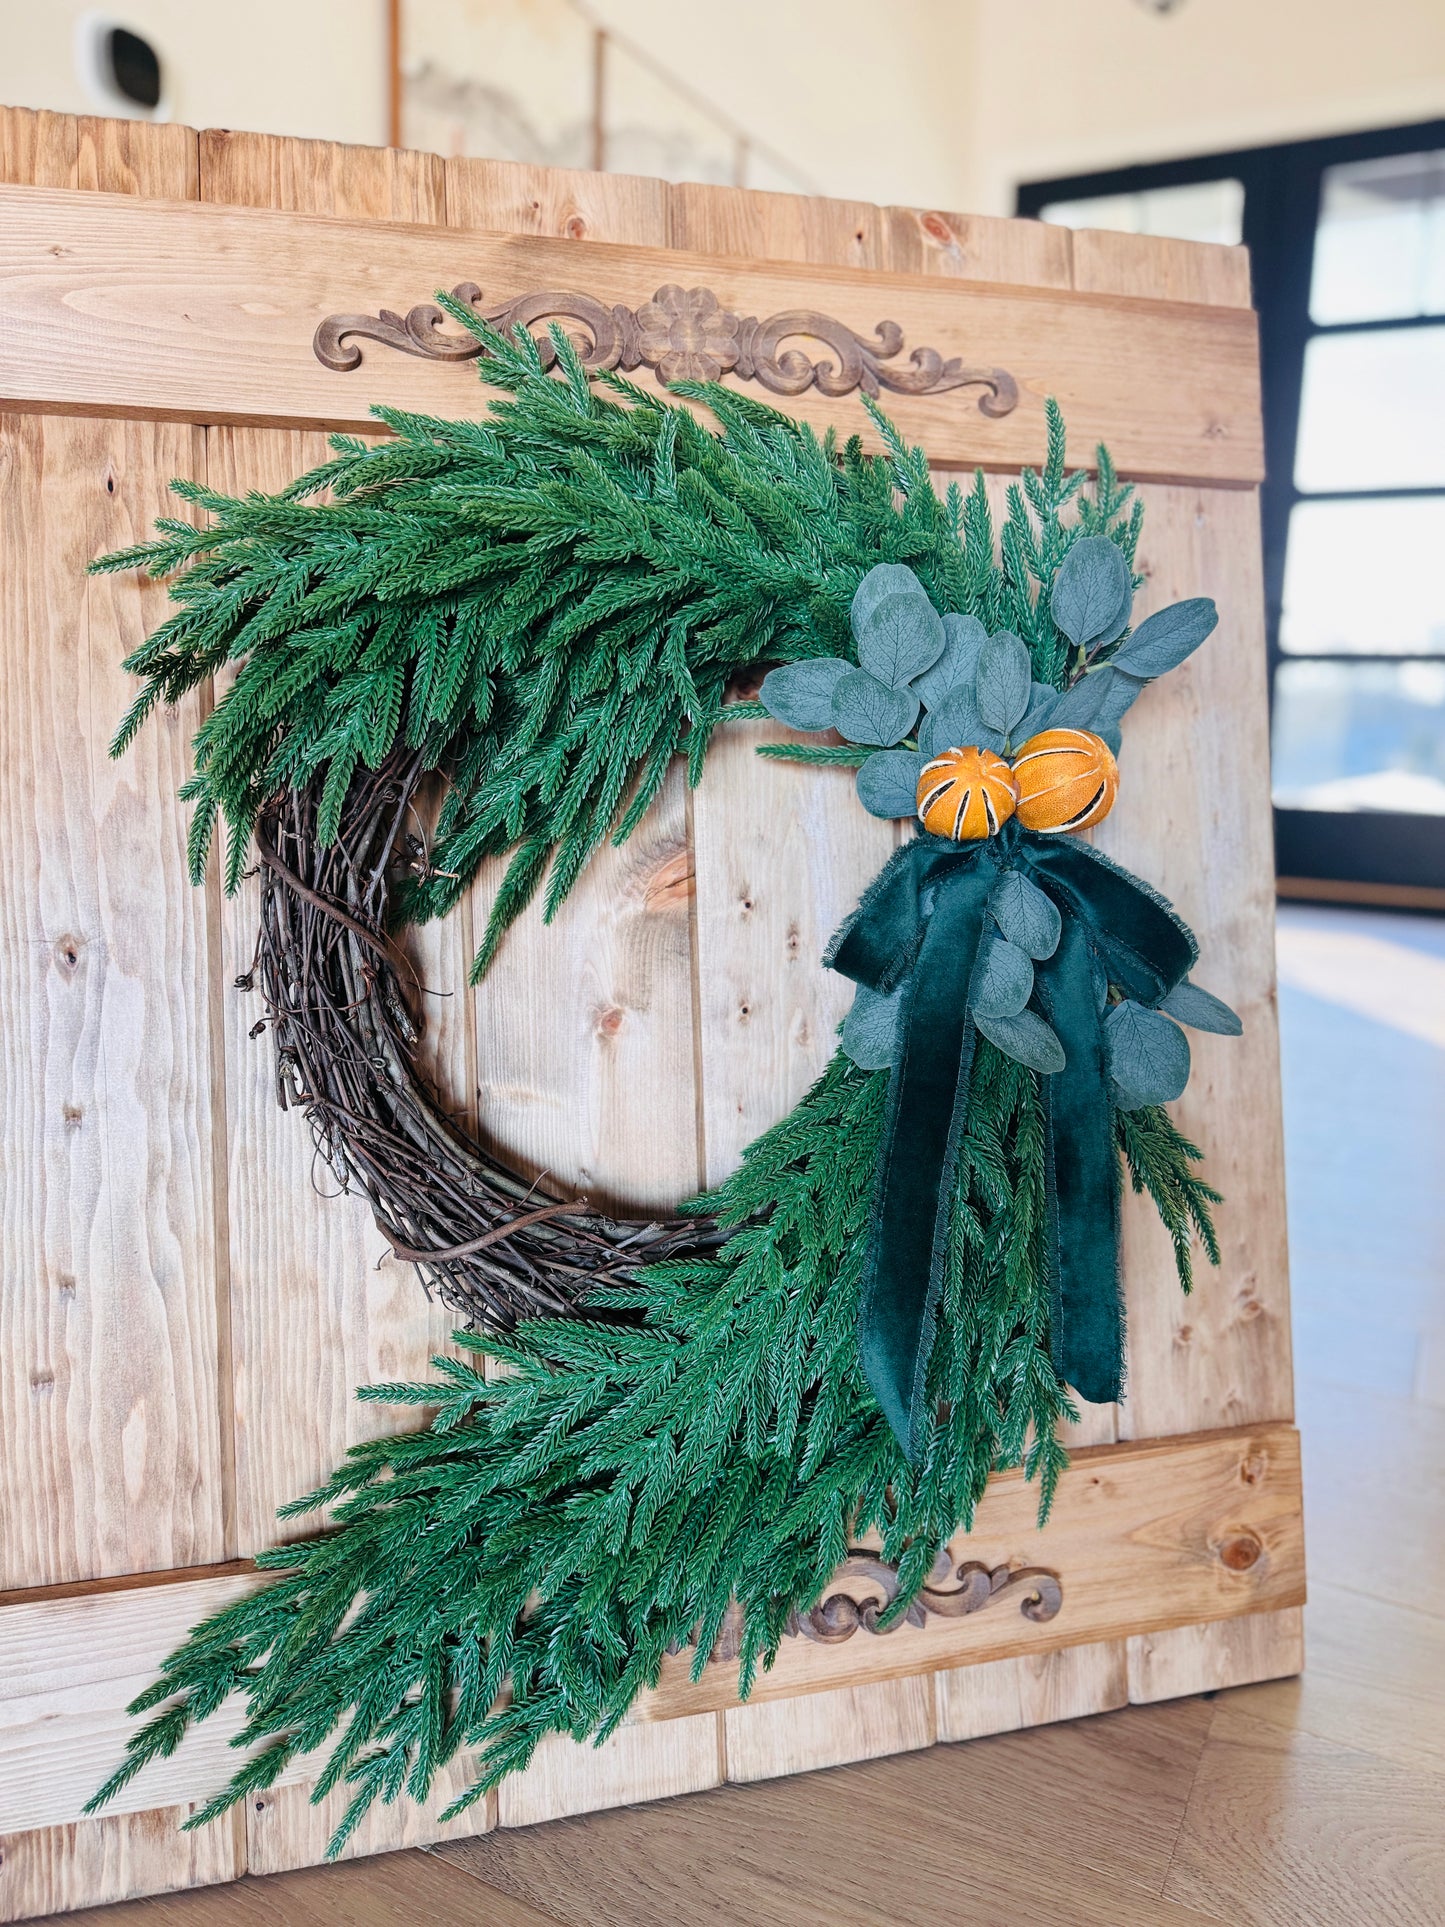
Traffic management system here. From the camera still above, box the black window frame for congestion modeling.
[1017,119,1445,906]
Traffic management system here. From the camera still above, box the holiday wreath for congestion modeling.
[89,306,1238,1850]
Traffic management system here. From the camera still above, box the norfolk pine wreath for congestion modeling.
[87,306,1237,1852]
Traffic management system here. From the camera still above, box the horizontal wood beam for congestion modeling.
[0,1423,1302,1830]
[0,187,1261,483]
[633,1422,1305,1720]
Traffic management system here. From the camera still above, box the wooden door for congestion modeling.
[0,107,1301,1920]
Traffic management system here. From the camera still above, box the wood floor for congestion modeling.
[47,905,1445,1926]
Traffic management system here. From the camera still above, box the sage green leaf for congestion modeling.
[1049,663,1141,734]
[842,982,905,1071]
[856,591,947,688]
[831,668,919,747]
[975,630,1032,735]
[759,658,851,731]
[1160,978,1243,1036]
[989,870,1061,959]
[851,561,929,630]
[919,688,1006,758]
[1051,535,1133,649]
[1111,1079,1150,1112]
[856,748,926,819]
[971,936,1034,1019]
[974,1006,1066,1074]
[912,613,987,710]
[1014,680,1061,744]
[1104,1000,1191,1103]
[1112,597,1218,680]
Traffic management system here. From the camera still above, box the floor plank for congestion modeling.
[1164,1702,1445,1927]
[43,1849,559,1927]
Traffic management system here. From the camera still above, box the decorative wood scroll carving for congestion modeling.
[313,281,1019,414]
[685,1551,1063,1666]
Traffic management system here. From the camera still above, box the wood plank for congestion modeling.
[0,187,1265,483]
[630,1424,1304,1720]
[450,157,719,1832]
[1127,1607,1303,1705]
[196,132,493,1881]
[0,411,226,1589]
[1071,227,1253,310]
[447,156,668,245]
[668,181,884,267]
[0,1572,255,1830]
[935,1637,1128,1741]
[0,1806,241,1925]
[883,203,1074,287]
[199,129,444,223]
[1100,485,1293,1439]
[76,119,198,200]
[673,179,921,1788]
[0,106,80,189]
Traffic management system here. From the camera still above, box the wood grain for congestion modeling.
[1128,1607,1304,1705]
[935,1636,1128,1742]
[883,203,1074,287]
[453,156,720,1830]
[0,416,225,1593]
[0,1805,241,1926]
[1071,227,1253,310]
[0,186,1264,482]
[633,1423,1303,1720]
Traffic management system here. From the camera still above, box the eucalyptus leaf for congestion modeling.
[1051,535,1134,650]
[856,591,946,689]
[851,562,930,631]
[1104,1000,1191,1104]
[912,613,987,710]
[1112,597,1218,680]
[971,936,1034,1020]
[831,669,920,747]
[989,870,1061,960]
[1160,978,1243,1036]
[919,688,1006,758]
[1014,680,1061,745]
[1099,724,1122,756]
[856,747,926,819]
[975,1006,1066,1074]
[975,629,1033,735]
[1111,1080,1150,1113]
[842,981,905,1071]
[1049,663,1141,735]
[758,658,851,732]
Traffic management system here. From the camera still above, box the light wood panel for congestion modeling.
[935,1637,1128,1742]
[0,186,1264,482]
[883,202,1074,286]
[448,152,721,1830]
[0,1805,241,1926]
[633,1423,1303,1720]
[194,132,496,1878]
[673,178,924,1788]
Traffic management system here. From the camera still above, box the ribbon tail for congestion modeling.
[1035,915,1123,1404]
[855,856,996,1458]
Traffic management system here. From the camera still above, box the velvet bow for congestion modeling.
[827,821,1197,1459]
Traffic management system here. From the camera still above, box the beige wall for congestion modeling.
[1,0,1442,216]
[962,0,1445,214]
[0,0,387,146]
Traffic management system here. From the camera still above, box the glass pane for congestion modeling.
[1272,659,1445,814]
[1038,178,1243,246]
[1295,327,1445,492]
[1311,148,1445,325]
[1280,499,1445,657]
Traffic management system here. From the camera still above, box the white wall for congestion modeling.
[962,0,1445,214]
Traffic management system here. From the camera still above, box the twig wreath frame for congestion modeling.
[88,309,1237,1850]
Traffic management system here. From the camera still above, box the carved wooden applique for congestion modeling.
[314,280,1020,413]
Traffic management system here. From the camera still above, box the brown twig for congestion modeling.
[249,753,723,1330]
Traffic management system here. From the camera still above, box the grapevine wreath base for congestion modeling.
[87,314,1235,1851]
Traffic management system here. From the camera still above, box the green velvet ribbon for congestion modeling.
[828,823,1196,1458]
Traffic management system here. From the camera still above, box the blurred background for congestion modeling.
[3,0,1441,909]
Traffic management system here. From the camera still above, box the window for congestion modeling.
[1018,121,1445,903]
